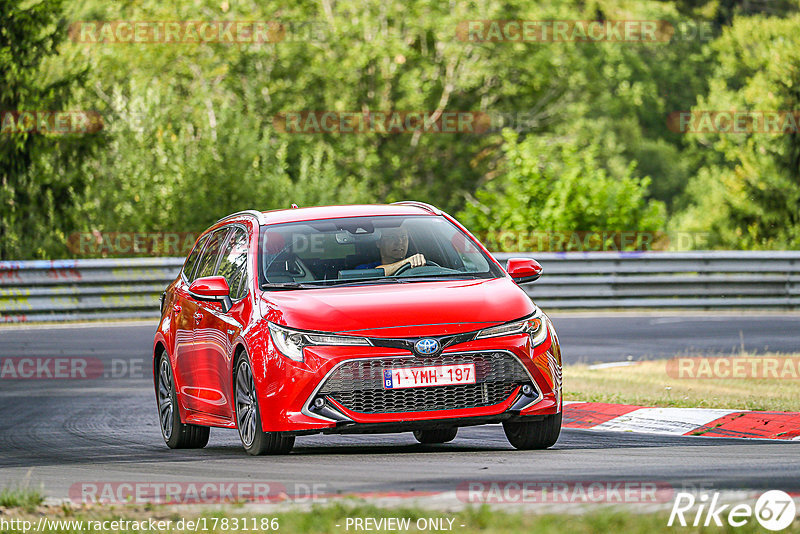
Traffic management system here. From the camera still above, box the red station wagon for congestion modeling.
[153,202,562,455]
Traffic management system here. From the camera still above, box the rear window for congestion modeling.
[194,228,230,280]
[217,228,249,300]
[182,234,208,282]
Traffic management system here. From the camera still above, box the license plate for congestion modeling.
[383,363,476,390]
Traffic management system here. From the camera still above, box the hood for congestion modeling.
[260,278,534,337]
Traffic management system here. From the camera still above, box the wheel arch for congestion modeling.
[231,342,248,384]
[153,340,167,393]
[231,339,278,432]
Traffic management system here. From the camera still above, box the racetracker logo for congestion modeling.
[69,21,285,43]
[668,111,800,134]
[0,358,147,380]
[0,111,103,135]
[66,231,200,257]
[666,357,800,379]
[273,111,492,134]
[456,20,675,42]
[456,481,674,504]
[70,482,327,504]
[0,357,103,379]
[476,230,712,252]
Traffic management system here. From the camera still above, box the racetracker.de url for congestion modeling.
[0,516,280,532]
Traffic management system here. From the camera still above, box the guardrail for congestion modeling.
[1,252,798,322]
[494,251,800,309]
[0,258,184,323]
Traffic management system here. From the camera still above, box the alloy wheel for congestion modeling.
[236,360,258,447]
[157,359,174,440]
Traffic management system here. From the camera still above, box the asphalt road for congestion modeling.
[0,315,799,503]
[1,313,798,363]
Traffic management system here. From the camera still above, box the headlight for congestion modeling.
[476,308,549,346]
[268,323,371,362]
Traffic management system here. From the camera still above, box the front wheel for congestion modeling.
[234,354,294,455]
[156,351,209,449]
[503,413,562,450]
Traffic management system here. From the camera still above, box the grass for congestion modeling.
[0,502,796,533]
[564,353,800,411]
[0,487,44,512]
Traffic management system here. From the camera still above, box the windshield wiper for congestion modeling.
[322,278,409,287]
[262,278,407,290]
[262,275,485,290]
[260,282,319,290]
[401,273,486,281]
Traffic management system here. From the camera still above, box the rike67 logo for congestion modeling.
[669,490,796,531]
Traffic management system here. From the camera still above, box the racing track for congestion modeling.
[1,313,799,502]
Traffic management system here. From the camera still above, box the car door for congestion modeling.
[171,234,207,404]
[193,226,250,419]
[175,227,230,415]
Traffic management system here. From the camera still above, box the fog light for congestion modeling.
[313,397,325,409]
[521,384,534,396]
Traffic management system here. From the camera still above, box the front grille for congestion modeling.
[317,351,531,414]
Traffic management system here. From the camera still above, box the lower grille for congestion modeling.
[317,351,532,414]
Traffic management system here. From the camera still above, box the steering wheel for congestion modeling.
[393,259,441,276]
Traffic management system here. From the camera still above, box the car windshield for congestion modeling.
[258,215,503,288]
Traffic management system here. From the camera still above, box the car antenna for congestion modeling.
[291,203,299,209]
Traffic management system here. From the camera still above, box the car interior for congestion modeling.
[261,224,463,284]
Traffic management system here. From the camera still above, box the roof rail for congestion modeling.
[215,210,266,225]
[391,201,442,215]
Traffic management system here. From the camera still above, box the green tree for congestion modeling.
[0,0,99,259]
[673,14,800,248]
[459,130,666,251]
[5,0,767,258]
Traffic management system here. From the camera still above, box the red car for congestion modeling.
[153,202,562,455]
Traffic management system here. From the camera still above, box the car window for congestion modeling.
[182,234,208,282]
[217,228,249,300]
[194,228,230,280]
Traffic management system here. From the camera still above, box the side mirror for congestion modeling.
[189,276,232,312]
[506,258,542,284]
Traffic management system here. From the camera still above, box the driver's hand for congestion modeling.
[382,254,426,275]
[405,253,425,268]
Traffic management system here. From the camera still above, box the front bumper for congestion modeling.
[253,325,562,433]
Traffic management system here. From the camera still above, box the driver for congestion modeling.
[358,227,425,275]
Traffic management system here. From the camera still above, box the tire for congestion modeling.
[234,353,294,456]
[503,412,562,450]
[413,427,458,444]
[156,351,210,449]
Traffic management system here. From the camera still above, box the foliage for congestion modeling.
[459,130,666,251]
[0,0,100,259]
[672,14,800,249]
[2,0,799,258]
[0,486,44,512]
